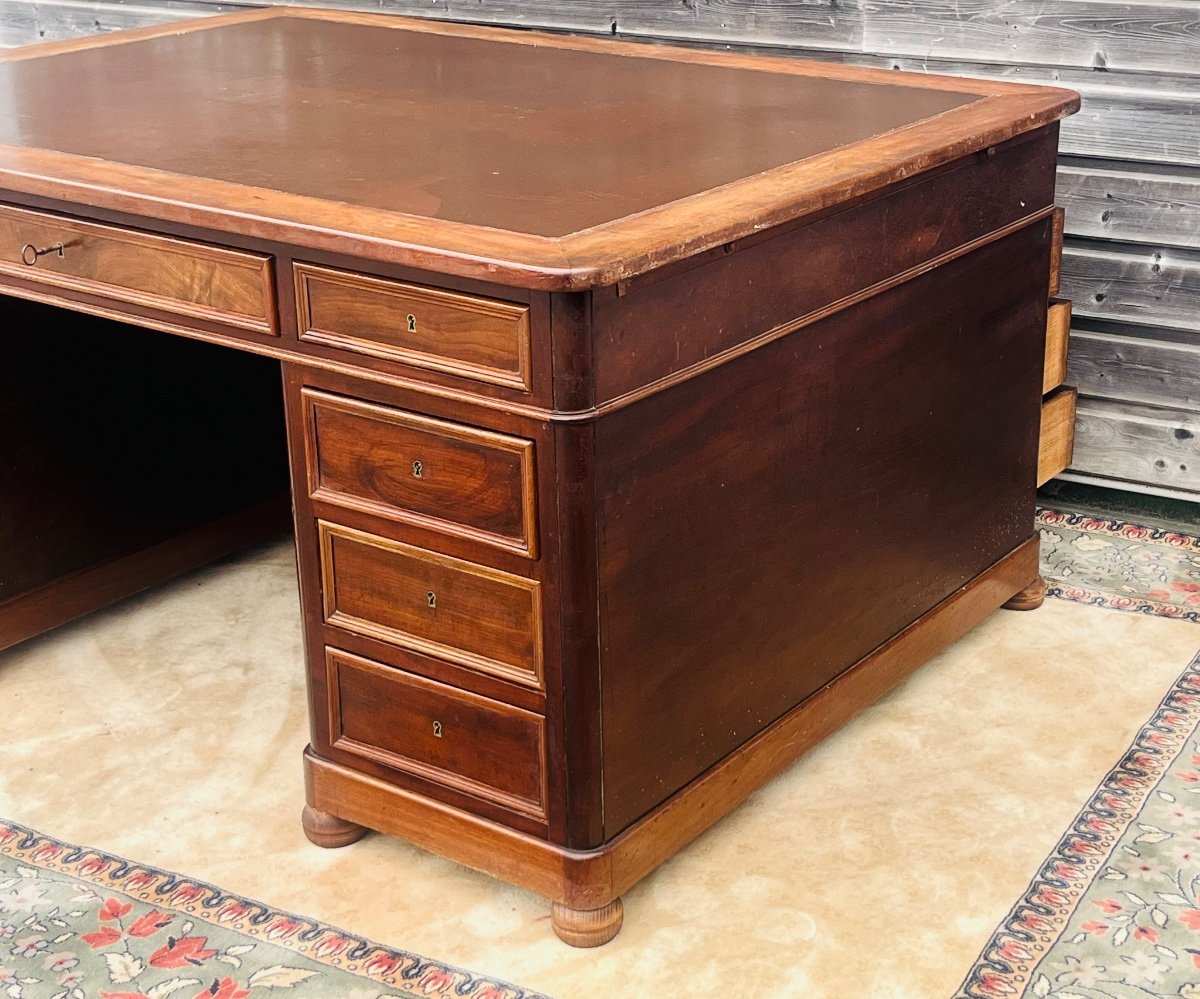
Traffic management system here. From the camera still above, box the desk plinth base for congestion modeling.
[302,535,1039,944]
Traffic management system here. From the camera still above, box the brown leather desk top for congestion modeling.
[0,8,1078,288]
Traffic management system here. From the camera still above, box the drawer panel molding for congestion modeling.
[303,389,538,557]
[294,263,532,391]
[0,204,276,335]
[319,521,543,689]
[326,647,547,820]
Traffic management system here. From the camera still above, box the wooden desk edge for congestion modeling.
[305,534,1040,909]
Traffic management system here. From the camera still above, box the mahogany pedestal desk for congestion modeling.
[0,9,1079,946]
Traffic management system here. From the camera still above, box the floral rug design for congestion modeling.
[955,651,1200,998]
[0,822,545,999]
[1038,509,1200,623]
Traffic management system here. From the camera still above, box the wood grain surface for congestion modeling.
[1069,396,1200,495]
[319,521,544,689]
[0,202,276,334]
[1062,243,1200,335]
[326,646,547,820]
[595,218,1049,835]
[294,262,532,391]
[302,388,538,557]
[1057,160,1200,249]
[1044,299,1072,395]
[1039,387,1079,487]
[1068,329,1200,411]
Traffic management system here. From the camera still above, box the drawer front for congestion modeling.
[295,263,532,391]
[303,389,537,557]
[326,647,546,819]
[319,521,542,689]
[0,204,275,334]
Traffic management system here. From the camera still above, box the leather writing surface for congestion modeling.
[0,17,977,237]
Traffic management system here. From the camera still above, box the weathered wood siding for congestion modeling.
[4,0,1199,499]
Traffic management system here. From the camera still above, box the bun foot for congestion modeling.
[1003,575,1046,611]
[550,898,624,947]
[301,805,368,848]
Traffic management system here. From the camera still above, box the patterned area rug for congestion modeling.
[956,651,1200,998]
[0,823,546,999]
[1038,508,1200,623]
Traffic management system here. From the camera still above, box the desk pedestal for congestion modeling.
[0,123,1068,946]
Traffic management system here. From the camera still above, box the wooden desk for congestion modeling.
[0,9,1077,946]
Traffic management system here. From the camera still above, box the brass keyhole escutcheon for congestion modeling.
[426,591,437,608]
[432,720,443,738]
[412,459,423,479]
[407,313,417,333]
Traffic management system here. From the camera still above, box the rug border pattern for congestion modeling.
[0,821,549,999]
[953,650,1200,998]
[1036,508,1200,624]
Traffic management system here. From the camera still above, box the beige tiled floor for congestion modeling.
[1,539,1197,998]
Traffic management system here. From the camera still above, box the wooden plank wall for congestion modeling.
[3,0,1198,500]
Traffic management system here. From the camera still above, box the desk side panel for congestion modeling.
[591,126,1058,407]
[594,219,1051,837]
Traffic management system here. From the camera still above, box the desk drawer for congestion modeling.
[319,521,543,689]
[303,389,537,557]
[326,647,546,819]
[295,263,532,392]
[1038,386,1078,486]
[1049,206,1065,297]
[1044,298,1072,395]
[0,204,275,334]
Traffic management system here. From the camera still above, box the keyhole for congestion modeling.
[407,314,417,333]
[426,591,437,608]
[432,720,443,738]
[412,459,423,479]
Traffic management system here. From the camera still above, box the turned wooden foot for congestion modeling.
[301,805,368,848]
[550,898,624,947]
[1003,575,1046,611]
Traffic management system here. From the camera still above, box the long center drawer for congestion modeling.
[0,203,276,334]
